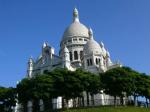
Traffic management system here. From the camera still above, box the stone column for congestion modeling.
[78,50,80,61]
[27,101,32,112]
[72,50,74,61]
[39,99,44,111]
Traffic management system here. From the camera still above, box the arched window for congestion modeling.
[69,52,72,61]
[90,59,92,65]
[96,58,98,65]
[87,58,93,66]
[74,51,78,60]
[80,51,83,60]
[87,59,90,66]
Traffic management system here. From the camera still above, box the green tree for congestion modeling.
[48,68,84,108]
[17,68,102,111]
[17,74,55,112]
[17,78,32,112]
[122,67,141,106]
[100,67,140,106]
[0,87,16,112]
[136,73,150,107]
[75,69,101,106]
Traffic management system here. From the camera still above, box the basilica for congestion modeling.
[27,8,121,78]
[17,8,122,111]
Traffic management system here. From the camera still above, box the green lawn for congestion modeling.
[63,107,150,112]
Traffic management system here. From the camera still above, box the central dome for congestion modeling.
[62,22,89,40]
[62,8,89,41]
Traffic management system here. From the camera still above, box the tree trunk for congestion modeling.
[133,94,137,106]
[82,95,85,107]
[91,94,95,106]
[78,97,82,107]
[146,97,148,108]
[79,97,82,107]
[79,97,83,107]
[120,96,124,106]
[66,99,69,109]
[43,98,53,111]
[23,102,27,112]
[73,98,76,108]
[62,97,64,109]
[86,92,89,106]
[114,96,117,107]
[32,99,39,112]
[62,98,68,109]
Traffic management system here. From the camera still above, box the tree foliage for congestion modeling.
[1,66,150,111]
[17,68,102,111]
[0,87,16,112]
[100,67,150,106]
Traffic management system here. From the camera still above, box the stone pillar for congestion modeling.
[39,99,44,111]
[100,92,105,105]
[72,51,74,61]
[78,51,80,61]
[27,101,32,112]
[92,53,95,66]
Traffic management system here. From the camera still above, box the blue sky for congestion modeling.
[0,0,150,87]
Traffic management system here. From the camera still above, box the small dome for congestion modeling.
[84,28,103,55]
[84,39,102,55]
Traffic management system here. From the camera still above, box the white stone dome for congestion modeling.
[62,22,89,40]
[84,39,103,55]
[61,8,89,41]
[84,28,103,55]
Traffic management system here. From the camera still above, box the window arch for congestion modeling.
[80,51,83,60]
[87,59,90,66]
[96,58,98,65]
[87,58,93,66]
[74,51,78,60]
[69,52,72,61]
[90,58,92,65]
